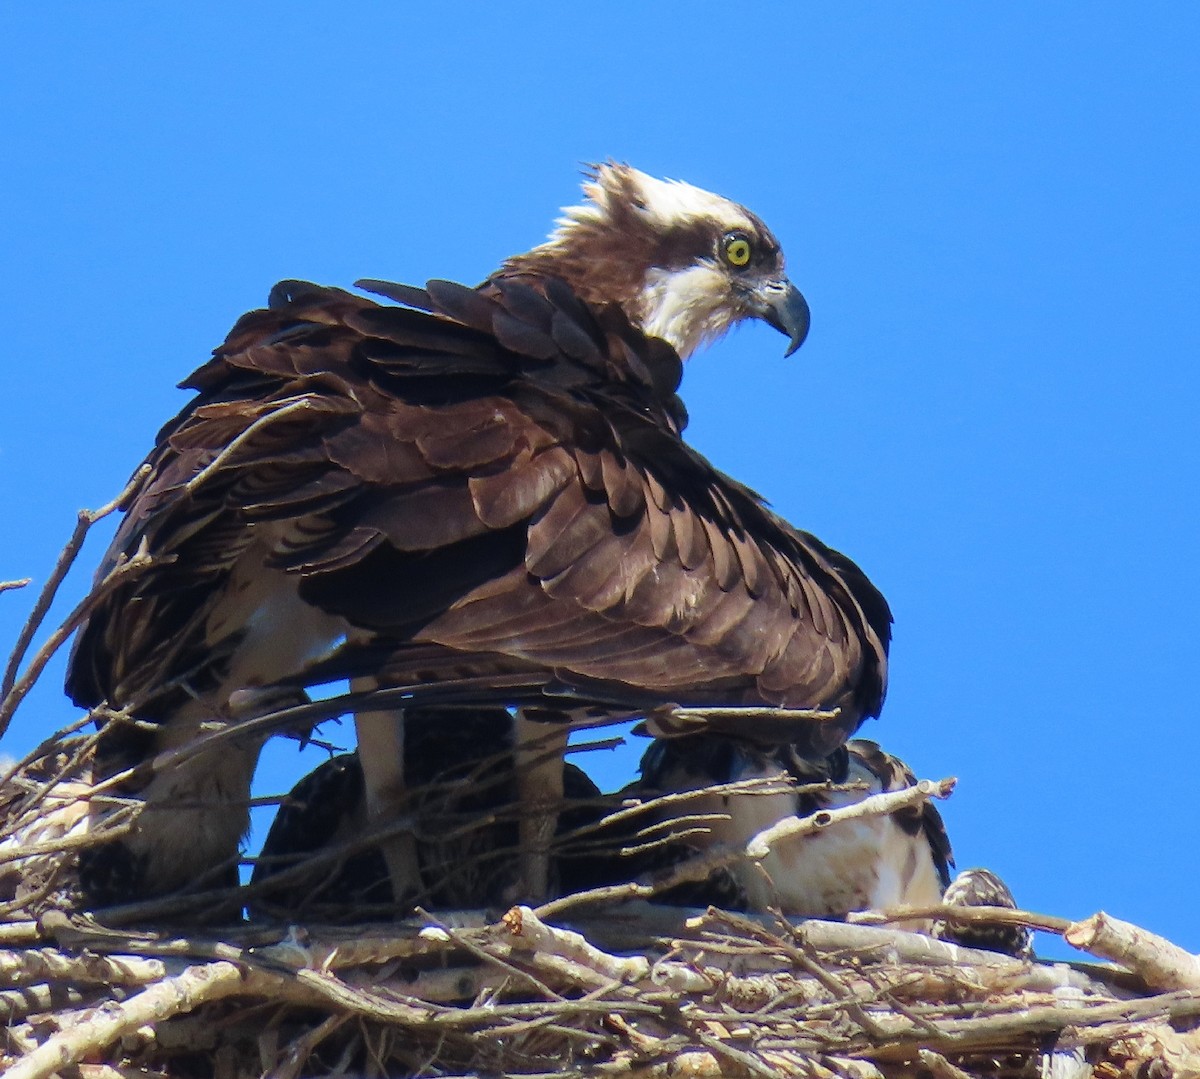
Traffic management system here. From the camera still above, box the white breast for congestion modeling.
[705,754,945,918]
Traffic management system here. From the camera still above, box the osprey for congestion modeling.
[638,737,952,922]
[933,866,1033,958]
[66,164,891,907]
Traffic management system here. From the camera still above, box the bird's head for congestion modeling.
[503,163,810,361]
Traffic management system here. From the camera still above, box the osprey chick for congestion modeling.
[66,164,888,908]
[638,737,951,922]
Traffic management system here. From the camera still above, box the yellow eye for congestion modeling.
[723,233,752,268]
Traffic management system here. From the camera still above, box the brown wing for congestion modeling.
[68,274,890,741]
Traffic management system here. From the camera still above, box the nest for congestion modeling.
[3,487,1200,1078]
[3,888,1200,1078]
[3,718,1200,1079]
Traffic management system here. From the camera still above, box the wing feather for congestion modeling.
[69,272,891,744]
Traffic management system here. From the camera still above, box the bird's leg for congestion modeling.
[354,683,420,911]
[513,710,569,902]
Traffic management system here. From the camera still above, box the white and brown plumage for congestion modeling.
[638,737,1033,958]
[637,737,952,921]
[935,866,1034,958]
[65,164,890,907]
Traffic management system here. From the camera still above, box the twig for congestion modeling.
[502,905,710,994]
[181,397,318,496]
[272,1013,350,1079]
[710,910,891,1041]
[536,777,956,920]
[80,674,569,803]
[1065,911,1200,990]
[0,920,39,944]
[0,805,137,868]
[744,778,956,859]
[250,923,464,971]
[416,908,564,1003]
[0,946,167,988]
[77,1067,171,1079]
[692,1028,783,1079]
[0,548,157,738]
[850,902,1072,936]
[4,959,248,1079]
[1,467,149,705]
[0,579,32,595]
[560,773,817,849]
[917,1049,976,1079]
[0,982,123,1023]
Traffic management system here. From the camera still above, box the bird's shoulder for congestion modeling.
[187,273,686,425]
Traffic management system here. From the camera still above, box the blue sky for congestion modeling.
[2,6,1197,955]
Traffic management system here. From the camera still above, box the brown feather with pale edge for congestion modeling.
[70,275,889,741]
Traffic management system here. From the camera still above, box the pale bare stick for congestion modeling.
[537,776,956,920]
[0,982,115,1024]
[0,920,39,944]
[3,956,391,1079]
[181,397,318,496]
[501,905,711,994]
[416,907,564,1003]
[850,902,1072,936]
[1065,911,1200,991]
[0,579,32,595]
[0,946,167,989]
[917,1048,976,1079]
[561,774,821,847]
[0,547,157,739]
[1,466,149,704]
[744,777,956,859]
[3,959,247,1079]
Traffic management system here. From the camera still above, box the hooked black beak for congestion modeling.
[749,278,811,356]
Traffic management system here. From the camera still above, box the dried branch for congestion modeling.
[502,905,711,994]
[1065,910,1200,990]
[537,775,956,921]
[1,467,149,708]
[746,777,955,859]
[0,547,158,739]
[850,901,1072,936]
[1,901,1196,1077]
[4,959,249,1079]
[0,946,166,988]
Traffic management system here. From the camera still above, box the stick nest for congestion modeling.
[3,867,1200,1078]
[3,491,1200,1078]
